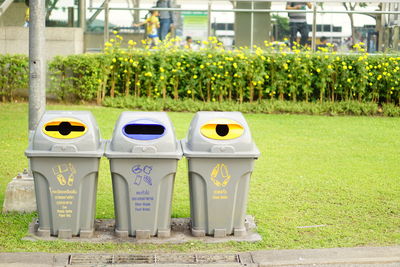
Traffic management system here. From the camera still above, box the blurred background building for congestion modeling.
[0,0,398,58]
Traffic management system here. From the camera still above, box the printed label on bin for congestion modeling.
[123,119,166,140]
[43,118,87,139]
[200,119,244,140]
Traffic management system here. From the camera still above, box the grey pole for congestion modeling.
[250,0,254,50]
[104,0,109,45]
[80,0,86,30]
[311,2,317,52]
[207,1,211,38]
[29,0,46,132]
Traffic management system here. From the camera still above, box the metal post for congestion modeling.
[394,26,399,51]
[104,0,109,45]
[311,2,317,52]
[207,1,211,38]
[29,0,46,132]
[80,0,86,30]
[250,0,254,50]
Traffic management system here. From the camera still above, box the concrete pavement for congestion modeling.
[0,246,399,267]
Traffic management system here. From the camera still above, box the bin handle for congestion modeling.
[50,144,78,152]
[211,145,235,153]
[132,146,157,153]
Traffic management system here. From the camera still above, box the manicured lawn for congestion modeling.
[0,103,399,252]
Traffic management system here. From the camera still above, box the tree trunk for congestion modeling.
[134,73,139,97]
[206,82,211,102]
[110,71,115,98]
[249,82,254,103]
[125,70,131,96]
[162,85,166,100]
[173,80,179,100]
[349,13,357,45]
[343,3,358,46]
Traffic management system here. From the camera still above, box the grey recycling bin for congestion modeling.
[181,112,260,237]
[105,112,182,238]
[25,111,104,238]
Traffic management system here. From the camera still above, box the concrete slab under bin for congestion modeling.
[24,215,261,243]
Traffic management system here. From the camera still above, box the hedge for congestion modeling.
[0,54,29,101]
[1,36,400,108]
[48,36,400,105]
[102,96,400,117]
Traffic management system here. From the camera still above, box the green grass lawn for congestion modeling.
[0,103,399,252]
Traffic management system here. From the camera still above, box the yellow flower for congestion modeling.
[160,76,165,81]
[348,66,353,69]
[104,42,112,47]
[200,65,205,69]
[187,90,192,94]
[110,39,115,43]
[123,69,127,73]
[347,78,351,83]
[343,65,348,70]
[316,68,321,73]
[328,65,332,69]
[113,30,118,35]
[193,75,198,79]
[208,54,213,58]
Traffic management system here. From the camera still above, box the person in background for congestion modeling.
[286,2,312,47]
[317,36,328,49]
[184,36,193,49]
[156,0,174,41]
[24,0,29,27]
[133,10,160,47]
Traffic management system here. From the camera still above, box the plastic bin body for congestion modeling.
[25,111,103,237]
[181,112,259,237]
[105,112,182,238]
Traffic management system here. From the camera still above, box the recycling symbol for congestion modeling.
[210,163,231,187]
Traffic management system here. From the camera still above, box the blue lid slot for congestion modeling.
[122,119,166,140]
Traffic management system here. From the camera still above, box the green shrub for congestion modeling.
[102,96,400,116]
[48,36,400,106]
[0,54,29,101]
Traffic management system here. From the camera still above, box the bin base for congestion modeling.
[214,229,226,238]
[115,229,129,238]
[58,229,72,239]
[191,228,206,237]
[26,216,261,243]
[157,229,171,238]
[80,229,94,238]
[136,230,151,239]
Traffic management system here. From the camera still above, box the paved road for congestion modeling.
[0,246,399,267]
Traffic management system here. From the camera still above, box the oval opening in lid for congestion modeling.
[200,118,244,140]
[43,118,87,139]
[123,119,166,140]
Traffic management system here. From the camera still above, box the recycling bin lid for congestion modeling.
[105,111,182,159]
[181,111,260,158]
[25,111,104,158]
